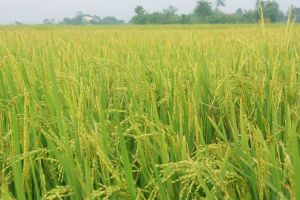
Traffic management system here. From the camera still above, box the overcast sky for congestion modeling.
[0,0,299,24]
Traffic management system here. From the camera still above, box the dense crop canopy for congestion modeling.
[0,24,299,199]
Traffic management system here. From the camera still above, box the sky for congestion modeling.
[0,0,299,24]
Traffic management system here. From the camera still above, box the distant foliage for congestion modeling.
[131,6,182,24]
[130,0,297,24]
[41,0,300,26]
[43,18,56,25]
[290,6,300,22]
[47,12,124,25]
[101,16,124,24]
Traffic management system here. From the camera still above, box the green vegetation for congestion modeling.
[40,0,300,26]
[0,23,299,199]
[61,12,124,25]
[291,6,300,22]
[130,0,300,24]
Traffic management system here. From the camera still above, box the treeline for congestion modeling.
[39,0,300,25]
[43,12,124,25]
[130,0,300,24]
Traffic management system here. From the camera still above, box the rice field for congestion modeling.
[0,24,299,199]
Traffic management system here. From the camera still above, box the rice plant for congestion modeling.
[0,24,299,199]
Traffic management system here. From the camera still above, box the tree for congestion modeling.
[61,12,123,25]
[216,0,226,11]
[131,6,149,24]
[135,6,146,16]
[181,14,193,24]
[255,1,283,22]
[163,6,178,16]
[14,21,24,25]
[290,6,300,22]
[148,12,164,24]
[235,8,243,16]
[162,6,180,23]
[129,0,286,25]
[131,5,182,24]
[264,1,283,22]
[43,18,56,25]
[194,0,213,22]
[102,16,124,24]
[62,11,84,25]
